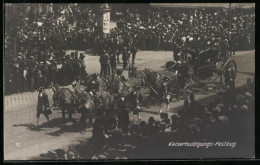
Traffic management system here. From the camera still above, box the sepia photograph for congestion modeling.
[3,2,255,160]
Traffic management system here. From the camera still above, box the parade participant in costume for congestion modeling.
[36,87,51,130]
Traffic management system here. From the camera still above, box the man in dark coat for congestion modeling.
[130,41,138,64]
[122,47,130,70]
[99,52,110,77]
[79,53,88,82]
[117,96,129,133]
[110,51,117,77]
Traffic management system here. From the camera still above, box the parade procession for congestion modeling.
[4,3,255,160]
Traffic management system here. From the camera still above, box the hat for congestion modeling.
[148,117,155,123]
[80,53,85,58]
[38,86,45,92]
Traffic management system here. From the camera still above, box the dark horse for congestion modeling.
[53,87,76,123]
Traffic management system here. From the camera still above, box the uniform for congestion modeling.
[122,48,130,70]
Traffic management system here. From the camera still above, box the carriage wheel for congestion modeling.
[183,83,193,100]
[220,59,237,89]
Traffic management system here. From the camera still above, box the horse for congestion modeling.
[52,87,77,123]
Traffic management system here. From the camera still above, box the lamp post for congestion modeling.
[96,3,111,38]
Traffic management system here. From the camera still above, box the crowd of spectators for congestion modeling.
[115,7,255,52]
[4,4,255,95]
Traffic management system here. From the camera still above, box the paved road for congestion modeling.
[4,50,255,160]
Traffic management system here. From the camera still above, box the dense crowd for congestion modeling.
[5,5,255,95]
[115,8,255,51]
[5,50,88,94]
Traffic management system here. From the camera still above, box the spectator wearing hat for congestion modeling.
[159,112,170,132]
[36,87,50,130]
[146,117,159,136]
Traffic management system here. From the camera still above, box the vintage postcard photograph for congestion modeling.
[3,3,255,160]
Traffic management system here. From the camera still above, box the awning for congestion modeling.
[149,3,255,9]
